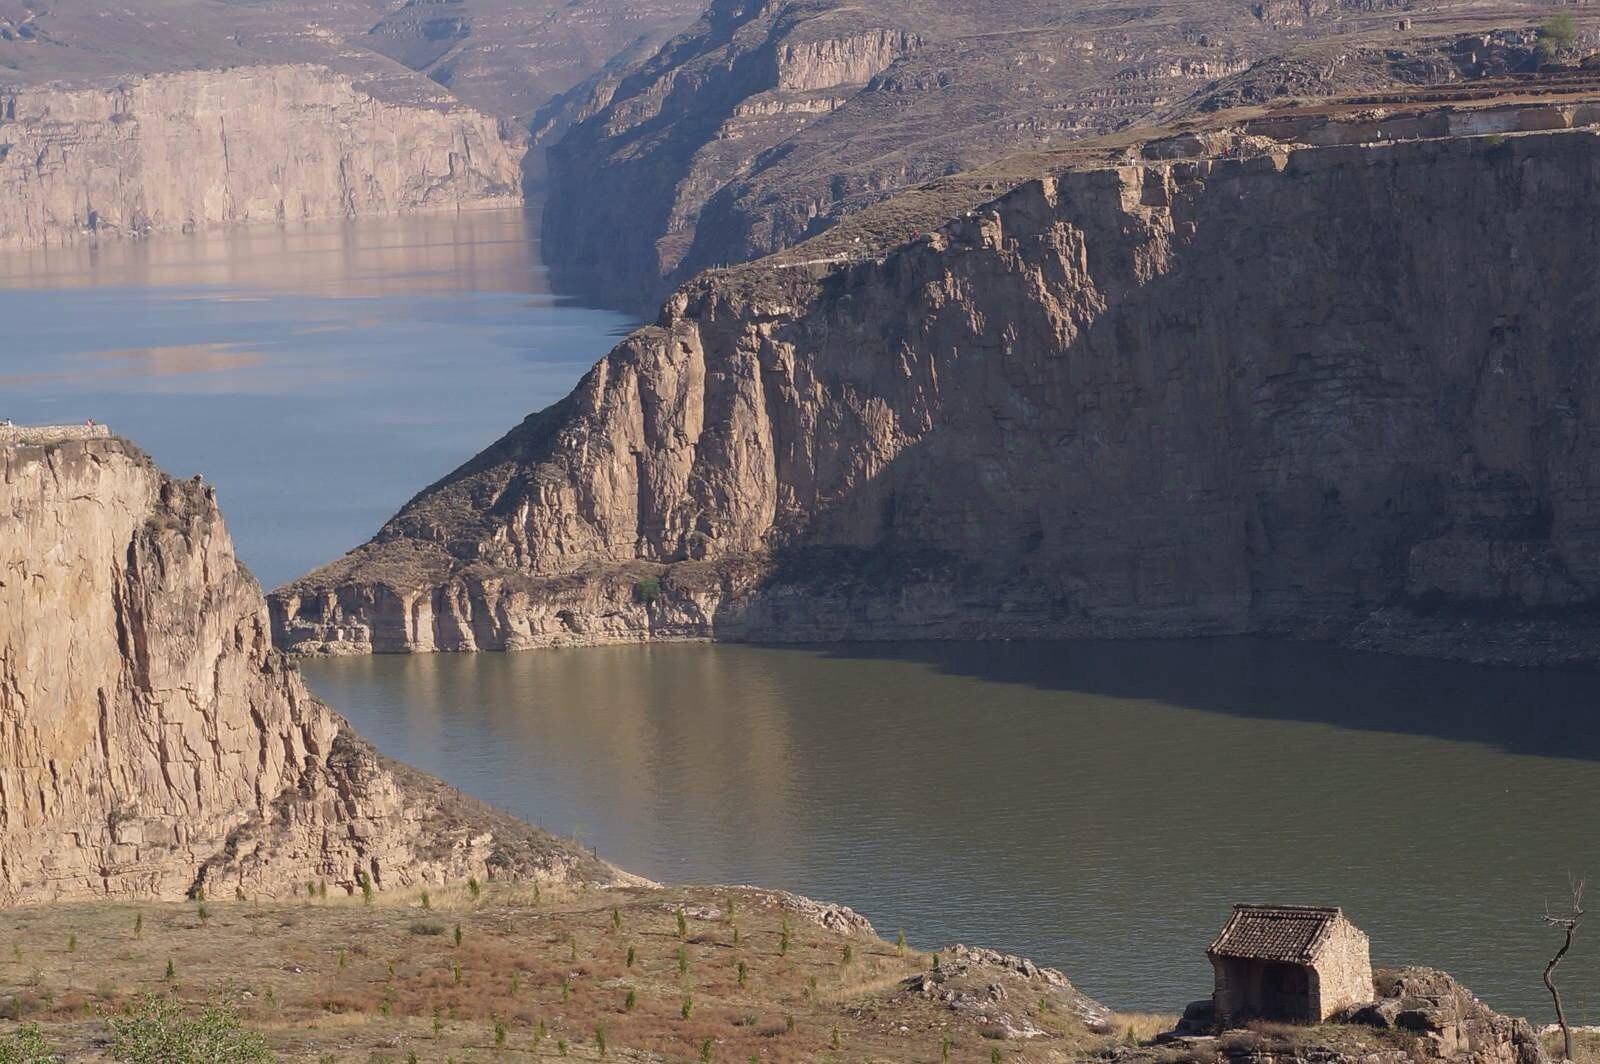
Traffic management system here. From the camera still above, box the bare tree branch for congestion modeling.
[1543,876,1585,1063]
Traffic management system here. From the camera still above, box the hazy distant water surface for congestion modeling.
[4,212,1598,1024]
[0,210,637,588]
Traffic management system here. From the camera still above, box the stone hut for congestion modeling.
[1209,905,1372,1025]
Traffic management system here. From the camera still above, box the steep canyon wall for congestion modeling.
[276,124,1600,667]
[0,431,620,903]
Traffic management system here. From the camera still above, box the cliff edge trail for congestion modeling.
[0,427,629,904]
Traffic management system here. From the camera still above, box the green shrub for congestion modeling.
[1538,12,1578,55]
[109,996,270,1064]
[0,1023,52,1064]
[634,576,663,604]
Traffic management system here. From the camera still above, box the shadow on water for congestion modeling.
[793,637,1600,762]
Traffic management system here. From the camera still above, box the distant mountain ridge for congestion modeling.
[542,0,1562,308]
[0,0,704,249]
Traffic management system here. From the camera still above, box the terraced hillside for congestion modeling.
[544,0,1594,307]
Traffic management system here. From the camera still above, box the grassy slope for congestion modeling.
[0,882,1119,1062]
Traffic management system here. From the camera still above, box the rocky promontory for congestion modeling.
[278,102,1600,667]
[0,426,623,903]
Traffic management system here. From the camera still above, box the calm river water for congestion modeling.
[4,212,1597,1021]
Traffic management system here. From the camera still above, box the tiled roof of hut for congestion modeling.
[1207,905,1343,963]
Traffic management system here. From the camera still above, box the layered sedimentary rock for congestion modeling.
[0,427,621,903]
[277,113,1600,667]
[542,0,1472,307]
[0,64,522,252]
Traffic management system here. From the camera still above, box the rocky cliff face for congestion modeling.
[541,0,1465,308]
[0,428,622,903]
[0,64,522,252]
[276,114,1600,667]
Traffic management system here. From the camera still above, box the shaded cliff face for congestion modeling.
[0,64,522,252]
[541,0,1457,307]
[0,429,621,903]
[277,117,1600,666]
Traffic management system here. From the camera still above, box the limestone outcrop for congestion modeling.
[276,116,1600,667]
[1345,968,1545,1064]
[0,429,624,903]
[0,64,522,252]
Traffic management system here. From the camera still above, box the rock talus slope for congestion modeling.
[0,64,521,252]
[277,120,1600,666]
[0,429,622,903]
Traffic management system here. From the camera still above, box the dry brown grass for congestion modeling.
[1113,1011,1180,1045]
[0,883,1123,1062]
[1543,1028,1600,1064]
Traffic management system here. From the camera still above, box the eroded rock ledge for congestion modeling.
[0,432,625,903]
[278,116,1600,667]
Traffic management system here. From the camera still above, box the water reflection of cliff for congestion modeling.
[310,647,806,874]
[0,209,550,298]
